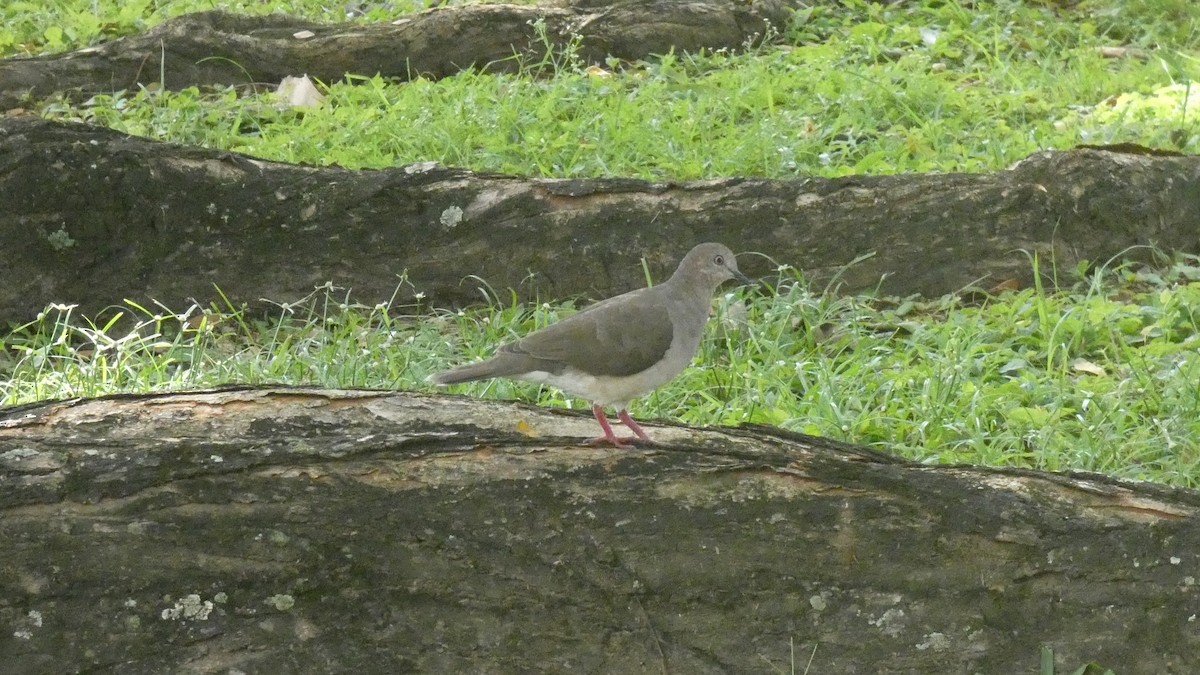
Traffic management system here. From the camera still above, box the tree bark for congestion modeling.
[2,115,1199,325]
[0,1,789,110]
[1,386,1197,673]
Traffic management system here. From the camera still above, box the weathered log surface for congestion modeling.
[0,0,788,109]
[2,115,1200,325]
[0,386,1197,673]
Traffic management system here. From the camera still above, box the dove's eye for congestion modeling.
[713,254,725,266]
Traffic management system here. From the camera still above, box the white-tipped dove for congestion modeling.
[429,242,752,448]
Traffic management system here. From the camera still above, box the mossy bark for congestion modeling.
[0,1,787,109]
[1,387,1198,673]
[2,116,1199,325]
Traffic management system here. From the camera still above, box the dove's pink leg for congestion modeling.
[586,404,655,448]
[617,409,655,443]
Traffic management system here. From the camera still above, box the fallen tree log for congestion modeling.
[1,386,1197,672]
[2,116,1199,326]
[0,0,788,110]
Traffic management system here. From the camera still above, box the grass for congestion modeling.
[6,253,1200,488]
[16,0,1200,178]
[0,0,467,58]
[3,0,1200,491]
